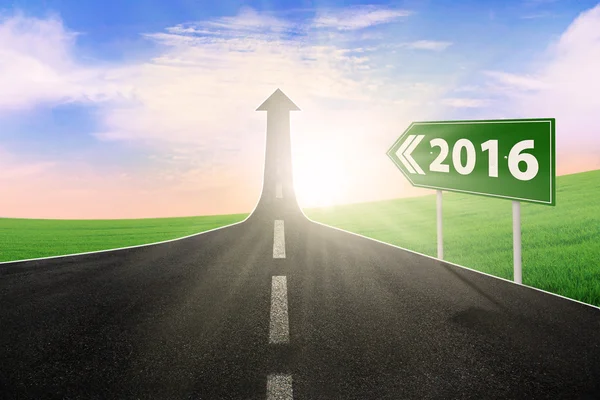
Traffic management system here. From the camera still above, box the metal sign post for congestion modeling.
[437,190,443,260]
[513,201,522,284]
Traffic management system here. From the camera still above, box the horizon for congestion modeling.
[1,168,595,221]
[1,0,599,219]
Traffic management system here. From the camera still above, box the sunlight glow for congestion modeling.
[293,141,349,208]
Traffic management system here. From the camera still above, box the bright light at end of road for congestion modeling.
[293,147,348,208]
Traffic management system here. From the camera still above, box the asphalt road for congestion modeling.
[1,203,599,400]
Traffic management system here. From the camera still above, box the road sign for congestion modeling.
[387,119,556,206]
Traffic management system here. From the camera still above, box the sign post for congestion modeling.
[437,190,443,260]
[387,119,555,283]
[513,201,522,284]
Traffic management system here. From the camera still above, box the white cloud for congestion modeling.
[483,3,600,174]
[203,7,294,32]
[399,40,453,51]
[312,5,411,30]
[483,70,548,91]
[520,12,556,19]
[0,8,445,146]
[0,13,134,111]
[91,37,387,151]
[165,7,297,38]
[441,98,490,108]
[452,85,482,93]
[89,7,438,156]
[0,8,455,215]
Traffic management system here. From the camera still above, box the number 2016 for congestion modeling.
[429,139,539,181]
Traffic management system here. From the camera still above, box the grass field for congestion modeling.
[304,169,600,308]
[0,213,248,263]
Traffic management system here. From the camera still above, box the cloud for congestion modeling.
[483,70,548,91]
[165,7,297,37]
[312,5,411,30]
[0,7,454,216]
[92,38,385,151]
[0,8,445,150]
[0,13,134,112]
[482,3,600,174]
[91,7,437,154]
[400,40,453,51]
[452,85,482,93]
[203,7,294,32]
[441,98,490,108]
[520,12,556,19]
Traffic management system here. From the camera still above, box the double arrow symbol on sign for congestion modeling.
[396,135,426,175]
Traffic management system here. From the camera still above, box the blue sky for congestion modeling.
[9,0,594,63]
[0,0,599,218]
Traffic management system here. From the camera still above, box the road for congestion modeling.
[1,89,599,399]
[1,205,599,399]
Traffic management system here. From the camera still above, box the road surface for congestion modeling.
[1,207,599,399]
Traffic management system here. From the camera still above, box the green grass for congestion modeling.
[304,169,600,307]
[0,213,248,263]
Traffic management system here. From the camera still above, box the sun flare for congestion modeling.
[293,150,348,208]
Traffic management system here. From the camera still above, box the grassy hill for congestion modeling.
[304,169,600,307]
[0,213,248,263]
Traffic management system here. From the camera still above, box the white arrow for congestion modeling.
[396,135,425,175]
[396,135,417,174]
[405,134,425,175]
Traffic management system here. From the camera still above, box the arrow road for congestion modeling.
[1,90,599,399]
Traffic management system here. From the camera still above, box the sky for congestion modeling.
[0,0,599,219]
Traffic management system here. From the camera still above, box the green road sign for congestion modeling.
[387,119,556,205]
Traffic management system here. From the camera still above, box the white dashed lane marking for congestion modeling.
[269,218,291,397]
[269,276,289,344]
[273,220,286,259]
[267,374,293,400]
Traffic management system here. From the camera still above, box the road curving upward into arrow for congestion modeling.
[0,91,598,399]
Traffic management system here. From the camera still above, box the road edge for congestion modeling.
[299,210,600,311]
[0,213,253,266]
